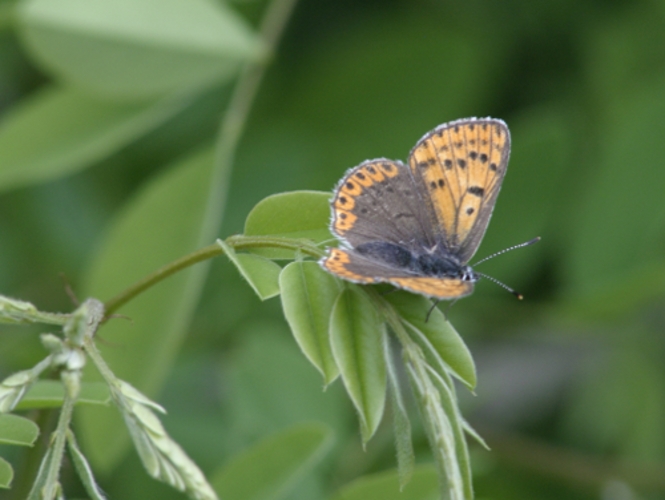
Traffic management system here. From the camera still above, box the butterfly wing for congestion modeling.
[330,159,438,250]
[408,118,510,263]
[321,248,473,299]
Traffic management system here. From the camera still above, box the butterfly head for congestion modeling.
[459,265,478,283]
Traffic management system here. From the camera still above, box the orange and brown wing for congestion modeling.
[408,118,510,262]
[321,248,473,300]
[329,159,438,250]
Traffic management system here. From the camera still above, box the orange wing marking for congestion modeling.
[390,276,473,299]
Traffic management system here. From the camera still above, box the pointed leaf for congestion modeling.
[330,464,439,500]
[211,422,334,500]
[66,431,106,500]
[26,445,55,500]
[425,366,474,500]
[244,191,332,258]
[279,261,341,384]
[330,287,386,442]
[405,361,467,500]
[386,292,476,389]
[0,414,40,446]
[218,239,281,300]
[461,418,489,450]
[78,148,218,471]
[384,335,414,489]
[17,0,264,99]
[0,86,189,192]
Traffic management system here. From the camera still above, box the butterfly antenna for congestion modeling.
[472,237,541,267]
[475,272,523,300]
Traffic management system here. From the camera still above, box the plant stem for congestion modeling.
[198,0,301,247]
[83,332,121,389]
[103,234,320,317]
[103,244,221,317]
[38,373,79,500]
[102,0,300,318]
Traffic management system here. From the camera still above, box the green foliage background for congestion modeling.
[1,0,665,498]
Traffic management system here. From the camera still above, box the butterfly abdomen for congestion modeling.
[354,241,471,280]
[414,252,464,277]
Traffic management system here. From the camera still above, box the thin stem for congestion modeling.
[227,235,324,257]
[103,244,221,317]
[83,334,119,390]
[103,234,321,317]
[39,373,79,500]
[199,0,300,244]
[103,0,300,317]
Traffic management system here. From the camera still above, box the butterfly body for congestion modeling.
[354,241,478,282]
[321,117,509,300]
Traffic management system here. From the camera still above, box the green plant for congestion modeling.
[0,0,484,499]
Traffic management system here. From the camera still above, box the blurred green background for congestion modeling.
[1,0,665,498]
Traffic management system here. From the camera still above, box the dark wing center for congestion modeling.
[355,241,464,278]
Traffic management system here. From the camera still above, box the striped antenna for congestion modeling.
[475,272,523,300]
[472,237,541,300]
[473,237,541,267]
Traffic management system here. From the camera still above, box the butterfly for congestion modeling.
[320,117,524,300]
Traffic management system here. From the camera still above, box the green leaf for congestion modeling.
[211,422,334,500]
[78,147,218,471]
[383,335,414,490]
[17,0,264,99]
[426,366,474,500]
[15,381,110,410]
[461,418,489,450]
[244,191,332,259]
[218,239,282,300]
[405,359,469,500]
[0,413,39,446]
[26,445,55,500]
[386,292,476,389]
[329,464,439,500]
[0,456,12,489]
[67,431,106,500]
[0,86,189,192]
[279,261,341,385]
[330,287,386,442]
